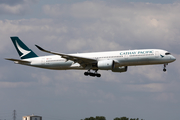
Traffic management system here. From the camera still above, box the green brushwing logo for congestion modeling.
[160,54,164,58]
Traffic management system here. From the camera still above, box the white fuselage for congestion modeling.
[22,49,176,70]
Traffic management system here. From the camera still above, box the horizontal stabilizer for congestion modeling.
[5,58,31,64]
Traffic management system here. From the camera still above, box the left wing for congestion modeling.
[35,45,97,64]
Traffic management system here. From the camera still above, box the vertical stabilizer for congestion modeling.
[10,37,38,59]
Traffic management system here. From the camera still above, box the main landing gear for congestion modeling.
[163,63,168,72]
[84,69,101,77]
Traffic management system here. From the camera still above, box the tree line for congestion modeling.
[81,116,144,120]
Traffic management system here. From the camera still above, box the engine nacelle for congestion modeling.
[97,60,114,70]
[112,66,128,73]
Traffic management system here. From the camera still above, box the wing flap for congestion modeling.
[35,45,97,64]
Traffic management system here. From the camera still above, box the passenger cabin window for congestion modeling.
[165,53,171,55]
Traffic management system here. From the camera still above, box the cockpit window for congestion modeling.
[165,52,171,55]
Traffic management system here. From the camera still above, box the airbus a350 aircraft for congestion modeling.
[5,37,176,77]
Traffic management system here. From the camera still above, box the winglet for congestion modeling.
[35,45,45,51]
[35,44,52,54]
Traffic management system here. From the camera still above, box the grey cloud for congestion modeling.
[43,1,180,53]
[0,0,38,5]
[0,0,39,15]
[0,0,25,5]
[122,0,179,4]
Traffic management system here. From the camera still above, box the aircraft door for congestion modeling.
[124,54,129,59]
[41,58,46,65]
[155,51,159,58]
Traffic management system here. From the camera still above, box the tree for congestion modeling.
[83,116,106,120]
[114,117,121,120]
[120,117,129,120]
[96,116,106,120]
[83,116,143,120]
[114,117,128,120]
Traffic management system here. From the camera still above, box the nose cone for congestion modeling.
[171,56,176,62]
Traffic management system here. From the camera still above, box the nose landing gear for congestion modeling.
[84,69,101,77]
[163,63,168,72]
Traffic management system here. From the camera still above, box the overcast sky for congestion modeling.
[0,0,180,120]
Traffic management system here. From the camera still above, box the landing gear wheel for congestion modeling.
[96,74,101,77]
[163,63,168,72]
[84,72,89,76]
[84,69,101,77]
[89,73,95,77]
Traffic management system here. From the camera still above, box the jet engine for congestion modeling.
[97,60,128,73]
[97,60,114,70]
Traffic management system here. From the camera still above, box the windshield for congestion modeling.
[165,52,171,55]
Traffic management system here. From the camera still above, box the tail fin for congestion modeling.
[10,36,38,59]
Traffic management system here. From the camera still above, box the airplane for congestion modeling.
[5,36,176,77]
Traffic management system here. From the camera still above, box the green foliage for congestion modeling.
[114,117,121,120]
[114,117,129,120]
[82,116,142,120]
[83,116,106,120]
[130,118,139,120]
[114,118,120,120]
[96,116,106,120]
[113,117,142,120]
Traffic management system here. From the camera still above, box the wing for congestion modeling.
[5,58,31,64]
[35,45,97,65]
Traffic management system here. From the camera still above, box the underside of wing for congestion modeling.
[35,45,97,65]
[5,58,31,64]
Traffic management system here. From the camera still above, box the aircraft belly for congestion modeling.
[49,61,73,69]
[118,56,163,66]
[119,56,169,66]
[119,57,140,66]
[32,61,73,69]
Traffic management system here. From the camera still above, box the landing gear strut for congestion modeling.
[84,69,101,77]
[163,63,168,72]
